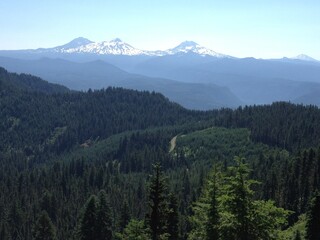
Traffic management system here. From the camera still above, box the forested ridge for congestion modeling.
[1,68,320,239]
[0,67,69,94]
[213,103,320,151]
[1,67,214,155]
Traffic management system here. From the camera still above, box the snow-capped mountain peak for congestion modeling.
[291,54,318,62]
[53,37,93,51]
[165,41,231,58]
[34,37,231,57]
[64,38,149,56]
[34,37,93,53]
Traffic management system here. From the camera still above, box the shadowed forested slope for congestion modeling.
[0,66,69,93]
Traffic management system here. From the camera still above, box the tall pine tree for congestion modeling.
[205,166,220,240]
[146,163,168,240]
[32,211,56,240]
[306,192,320,240]
[167,194,179,240]
[119,200,131,232]
[96,190,113,240]
[189,157,290,240]
[79,195,97,240]
[221,157,255,240]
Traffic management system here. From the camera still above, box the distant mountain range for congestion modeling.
[0,37,231,57]
[0,37,319,109]
[0,56,242,110]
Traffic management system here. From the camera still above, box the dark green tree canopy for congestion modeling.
[32,211,57,240]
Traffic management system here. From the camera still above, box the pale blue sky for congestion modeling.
[0,0,319,59]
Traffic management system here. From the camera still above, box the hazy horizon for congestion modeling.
[1,0,319,59]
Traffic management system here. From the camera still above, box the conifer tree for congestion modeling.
[119,201,131,232]
[167,194,179,240]
[220,157,290,240]
[32,211,56,240]
[306,192,320,240]
[79,195,97,240]
[205,166,220,240]
[96,190,113,240]
[221,157,255,240]
[117,219,150,240]
[147,163,168,240]
[188,166,222,240]
[189,157,290,240]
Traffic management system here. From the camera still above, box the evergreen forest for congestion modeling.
[1,67,320,239]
